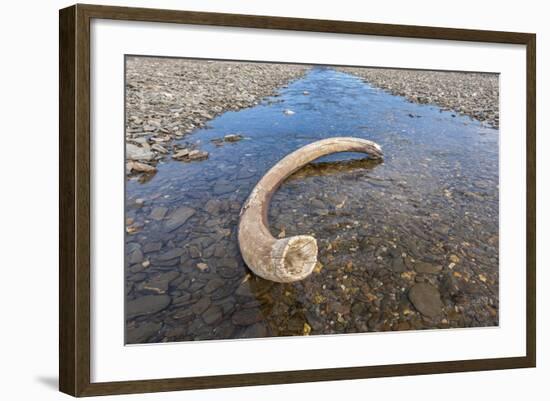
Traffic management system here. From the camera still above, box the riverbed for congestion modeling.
[125,67,499,344]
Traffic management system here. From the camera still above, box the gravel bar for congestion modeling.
[337,67,499,128]
[125,57,310,173]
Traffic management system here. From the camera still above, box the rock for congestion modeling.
[213,243,226,258]
[232,308,263,325]
[240,323,268,338]
[157,247,185,261]
[212,181,236,195]
[172,148,208,161]
[408,283,443,318]
[234,282,253,298]
[172,292,192,305]
[224,134,243,142]
[126,242,142,253]
[390,256,406,272]
[303,91,310,95]
[129,263,146,273]
[310,199,325,209]
[217,257,238,269]
[143,242,162,253]
[449,254,460,263]
[214,320,235,338]
[164,206,195,231]
[127,161,157,173]
[189,246,202,259]
[151,144,168,154]
[128,272,146,282]
[128,248,144,265]
[218,266,239,279]
[196,263,208,271]
[172,149,190,160]
[440,273,461,298]
[172,307,194,322]
[237,168,256,180]
[191,297,211,314]
[141,271,180,294]
[415,261,442,274]
[188,150,209,161]
[127,143,155,161]
[329,302,350,315]
[283,109,295,115]
[126,321,162,344]
[287,316,306,332]
[189,281,206,292]
[164,326,187,339]
[204,278,224,293]
[204,199,222,214]
[202,305,223,325]
[149,207,168,220]
[396,321,411,331]
[127,295,171,319]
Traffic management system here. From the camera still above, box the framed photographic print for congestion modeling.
[59,4,536,397]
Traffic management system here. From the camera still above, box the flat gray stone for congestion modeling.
[202,305,223,325]
[390,256,406,272]
[232,308,263,326]
[157,247,185,261]
[127,295,171,319]
[143,242,162,253]
[212,181,236,195]
[224,134,243,142]
[408,283,443,318]
[126,321,161,344]
[141,271,180,294]
[240,323,268,338]
[128,248,144,265]
[127,143,155,161]
[164,206,195,232]
[191,297,211,315]
[204,278,225,294]
[414,261,442,274]
[150,207,168,221]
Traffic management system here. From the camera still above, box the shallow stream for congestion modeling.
[125,67,499,343]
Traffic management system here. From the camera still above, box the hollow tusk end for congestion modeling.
[270,235,318,283]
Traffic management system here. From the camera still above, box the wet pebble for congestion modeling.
[126,321,162,344]
[127,294,171,319]
[232,308,263,325]
[414,261,442,274]
[141,271,180,294]
[408,283,443,318]
[143,242,163,253]
[202,305,223,325]
[149,207,168,221]
[191,297,211,314]
[164,207,196,232]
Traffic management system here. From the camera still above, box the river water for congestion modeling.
[125,67,499,344]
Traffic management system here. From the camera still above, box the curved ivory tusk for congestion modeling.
[238,137,383,283]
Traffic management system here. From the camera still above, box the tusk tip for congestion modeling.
[270,235,318,283]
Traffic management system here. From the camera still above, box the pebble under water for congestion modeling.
[125,67,499,344]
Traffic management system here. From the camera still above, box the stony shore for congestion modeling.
[125,57,309,175]
[337,67,499,128]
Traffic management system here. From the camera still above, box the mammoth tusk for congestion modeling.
[238,137,383,283]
